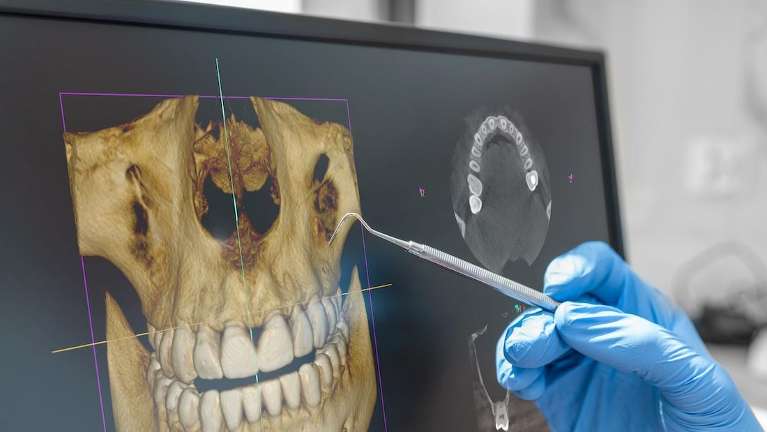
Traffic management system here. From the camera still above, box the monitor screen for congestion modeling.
[0,3,621,431]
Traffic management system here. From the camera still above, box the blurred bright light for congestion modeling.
[177,0,300,13]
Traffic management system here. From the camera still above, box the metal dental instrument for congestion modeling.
[329,212,560,312]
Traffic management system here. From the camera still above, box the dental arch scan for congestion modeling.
[451,110,553,272]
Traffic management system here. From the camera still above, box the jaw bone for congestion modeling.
[105,266,376,431]
[66,95,377,431]
[106,292,153,431]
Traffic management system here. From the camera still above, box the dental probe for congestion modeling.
[329,212,560,312]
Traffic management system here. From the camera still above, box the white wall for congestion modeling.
[177,0,301,13]
[416,0,533,39]
[302,0,382,22]
[534,0,767,303]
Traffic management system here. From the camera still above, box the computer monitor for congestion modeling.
[0,1,623,430]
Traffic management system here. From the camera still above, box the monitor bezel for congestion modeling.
[0,0,625,258]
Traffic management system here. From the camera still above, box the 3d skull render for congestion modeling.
[63,96,378,431]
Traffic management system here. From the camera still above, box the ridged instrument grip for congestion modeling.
[412,243,560,312]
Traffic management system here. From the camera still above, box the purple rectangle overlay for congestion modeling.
[60,91,348,102]
[59,91,388,431]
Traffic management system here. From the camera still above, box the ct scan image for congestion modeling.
[451,110,552,273]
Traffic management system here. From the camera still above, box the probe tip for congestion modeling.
[328,212,363,245]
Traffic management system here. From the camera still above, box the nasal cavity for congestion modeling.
[200,176,238,241]
[242,175,280,234]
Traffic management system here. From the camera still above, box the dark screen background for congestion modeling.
[0,13,610,431]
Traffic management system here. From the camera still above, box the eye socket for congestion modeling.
[312,153,330,184]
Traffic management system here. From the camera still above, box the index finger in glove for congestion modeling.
[499,307,570,368]
[543,241,630,305]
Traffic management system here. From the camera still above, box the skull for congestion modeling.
[64,96,377,431]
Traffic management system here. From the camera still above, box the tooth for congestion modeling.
[314,352,333,391]
[241,385,262,423]
[307,297,328,349]
[331,289,342,316]
[221,323,259,378]
[469,160,480,173]
[154,376,172,408]
[322,297,337,338]
[166,401,181,430]
[340,288,351,314]
[474,133,482,147]
[165,381,185,412]
[524,158,533,170]
[148,324,158,351]
[200,390,223,432]
[159,328,175,376]
[487,117,496,130]
[469,195,483,214]
[336,319,350,341]
[220,389,243,431]
[152,368,165,389]
[290,305,314,358]
[256,314,293,373]
[166,383,185,429]
[519,144,529,156]
[499,117,508,130]
[261,379,283,417]
[455,211,467,238]
[299,363,321,407]
[467,173,483,196]
[172,325,197,383]
[480,124,487,135]
[515,133,524,146]
[154,379,171,427]
[526,170,539,191]
[322,344,341,377]
[279,371,301,410]
[194,325,224,379]
[151,325,164,352]
[332,335,347,365]
[471,146,481,158]
[147,356,161,390]
[179,389,200,431]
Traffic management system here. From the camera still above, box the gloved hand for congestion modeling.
[496,241,762,432]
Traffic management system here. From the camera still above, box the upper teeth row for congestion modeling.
[473,115,524,150]
[148,331,348,431]
[468,115,539,214]
[147,291,348,383]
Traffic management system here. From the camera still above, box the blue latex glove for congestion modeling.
[496,241,762,432]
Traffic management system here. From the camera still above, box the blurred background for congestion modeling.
[180,0,767,420]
